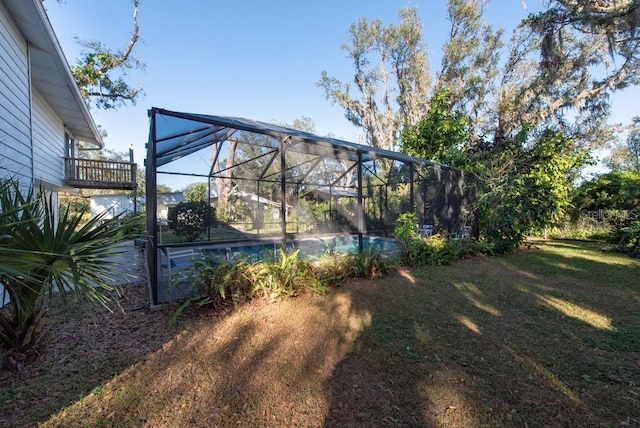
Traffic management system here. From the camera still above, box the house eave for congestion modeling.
[3,0,103,149]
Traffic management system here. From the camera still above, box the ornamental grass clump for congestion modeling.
[346,250,394,279]
[447,237,494,259]
[314,252,353,287]
[254,249,326,301]
[192,257,257,306]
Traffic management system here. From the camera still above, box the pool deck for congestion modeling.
[103,240,145,286]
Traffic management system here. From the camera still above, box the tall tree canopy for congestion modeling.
[321,0,640,251]
[574,171,640,211]
[317,7,430,152]
[401,88,472,169]
[606,116,640,173]
[436,0,503,137]
[70,0,144,109]
[495,0,640,146]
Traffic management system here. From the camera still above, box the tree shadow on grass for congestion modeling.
[16,291,378,427]
[3,240,637,426]
[0,283,179,427]
[501,241,640,342]
[322,243,640,427]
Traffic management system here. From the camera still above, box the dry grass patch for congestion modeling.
[1,239,639,427]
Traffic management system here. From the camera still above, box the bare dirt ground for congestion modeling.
[0,281,176,423]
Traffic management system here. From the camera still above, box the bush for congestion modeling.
[483,208,527,254]
[346,250,394,279]
[173,245,397,324]
[547,219,613,241]
[167,202,215,241]
[193,257,256,305]
[180,249,326,310]
[394,212,420,265]
[448,238,494,259]
[254,250,326,300]
[314,252,354,287]
[410,234,456,266]
[0,178,129,360]
[394,212,492,266]
[613,221,640,257]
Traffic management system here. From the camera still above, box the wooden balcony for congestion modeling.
[64,157,137,190]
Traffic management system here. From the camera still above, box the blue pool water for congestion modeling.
[157,235,399,303]
[201,235,399,263]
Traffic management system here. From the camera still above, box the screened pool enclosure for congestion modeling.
[145,108,477,305]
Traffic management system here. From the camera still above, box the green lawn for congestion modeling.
[1,239,638,427]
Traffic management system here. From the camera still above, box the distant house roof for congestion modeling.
[157,192,184,205]
[3,0,102,148]
[305,188,360,200]
[236,190,288,209]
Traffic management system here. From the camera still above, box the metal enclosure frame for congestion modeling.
[145,107,477,306]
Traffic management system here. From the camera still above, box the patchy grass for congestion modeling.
[1,239,639,427]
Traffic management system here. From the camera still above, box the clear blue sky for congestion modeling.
[45,0,639,189]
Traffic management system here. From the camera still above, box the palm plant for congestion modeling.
[0,177,130,356]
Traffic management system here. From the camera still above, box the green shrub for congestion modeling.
[174,245,396,323]
[394,212,492,266]
[483,209,527,254]
[547,221,614,242]
[314,252,353,286]
[613,221,640,257]
[346,250,394,279]
[167,201,215,241]
[448,238,494,259]
[254,249,326,300]
[0,178,129,358]
[170,255,258,326]
[194,257,256,305]
[394,212,420,265]
[410,234,456,266]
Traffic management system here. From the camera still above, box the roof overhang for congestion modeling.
[3,0,102,148]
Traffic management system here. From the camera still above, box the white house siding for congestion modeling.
[0,1,32,182]
[32,88,65,187]
[90,194,136,219]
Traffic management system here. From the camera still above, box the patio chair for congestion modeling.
[160,247,199,284]
[419,224,433,238]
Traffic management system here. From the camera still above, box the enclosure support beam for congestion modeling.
[385,185,389,236]
[409,163,414,212]
[330,162,357,188]
[357,152,364,253]
[208,141,223,178]
[259,151,279,180]
[146,109,159,306]
[257,180,261,237]
[420,174,427,223]
[296,184,300,234]
[207,179,212,241]
[297,158,323,184]
[280,137,288,250]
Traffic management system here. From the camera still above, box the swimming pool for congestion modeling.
[157,235,399,303]
[199,235,399,263]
